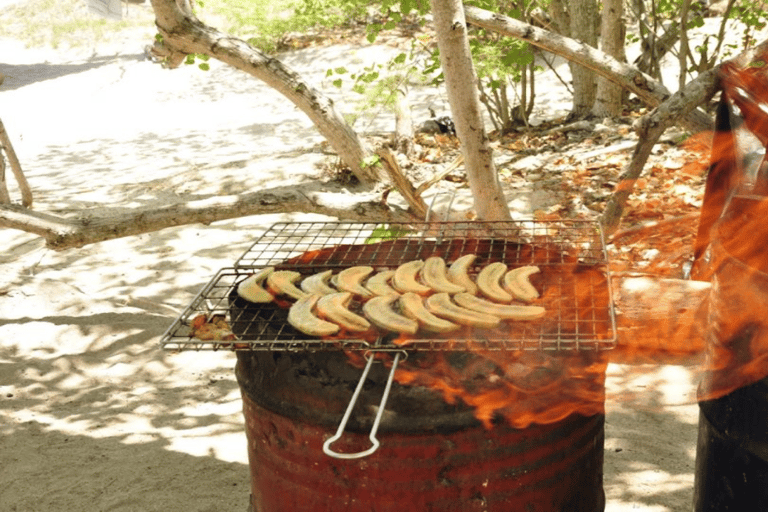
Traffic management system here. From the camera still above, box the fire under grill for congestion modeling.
[162,219,613,501]
[161,220,617,354]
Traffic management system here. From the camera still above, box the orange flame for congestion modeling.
[394,350,607,429]
[387,49,768,424]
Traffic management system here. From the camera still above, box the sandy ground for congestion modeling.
[0,7,709,512]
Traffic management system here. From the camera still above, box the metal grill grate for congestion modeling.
[161,220,616,352]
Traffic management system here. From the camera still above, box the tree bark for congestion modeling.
[568,0,599,117]
[464,4,713,133]
[148,0,385,187]
[0,183,415,251]
[592,0,625,118]
[429,0,512,221]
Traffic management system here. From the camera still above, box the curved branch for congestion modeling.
[0,119,32,207]
[464,4,713,133]
[0,184,416,251]
[148,0,385,187]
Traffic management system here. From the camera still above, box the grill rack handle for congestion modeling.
[322,351,402,460]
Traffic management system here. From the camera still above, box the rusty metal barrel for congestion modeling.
[234,348,606,512]
[694,200,768,511]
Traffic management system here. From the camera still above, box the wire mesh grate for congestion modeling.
[161,220,616,352]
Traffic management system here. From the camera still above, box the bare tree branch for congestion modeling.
[463,4,713,133]
[600,66,721,233]
[600,38,768,233]
[148,0,385,187]
[0,183,416,251]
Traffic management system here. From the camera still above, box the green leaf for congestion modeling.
[332,78,343,88]
[198,63,210,71]
[394,52,407,64]
[334,66,348,74]
[184,54,196,65]
[686,15,705,29]
[365,224,412,244]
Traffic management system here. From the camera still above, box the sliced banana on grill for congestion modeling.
[365,270,399,296]
[447,254,478,295]
[267,270,310,300]
[316,292,371,332]
[421,256,466,294]
[400,292,459,333]
[392,260,431,294]
[363,294,418,334]
[288,294,340,337]
[503,266,541,302]
[477,262,513,303]
[453,293,545,320]
[425,293,501,329]
[300,269,337,295]
[336,266,375,298]
[237,267,275,303]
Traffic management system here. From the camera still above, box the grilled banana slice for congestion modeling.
[447,254,478,295]
[503,266,541,302]
[400,292,459,333]
[393,260,431,294]
[421,256,466,294]
[477,262,513,303]
[237,267,275,303]
[363,295,418,334]
[425,293,501,329]
[336,266,375,298]
[288,294,340,336]
[267,270,310,300]
[300,270,337,295]
[365,270,399,296]
[453,293,545,320]
[316,292,371,332]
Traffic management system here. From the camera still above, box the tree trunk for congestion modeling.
[567,0,598,117]
[548,0,571,39]
[464,4,713,133]
[148,0,385,187]
[678,0,692,91]
[592,0,625,118]
[392,87,415,157]
[429,0,511,221]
